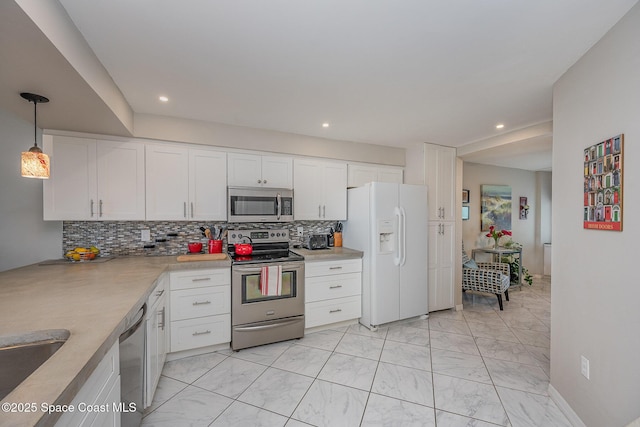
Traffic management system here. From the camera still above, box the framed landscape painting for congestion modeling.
[583,134,623,231]
[481,184,512,231]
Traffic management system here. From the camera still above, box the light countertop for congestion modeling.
[0,255,230,427]
[292,246,363,260]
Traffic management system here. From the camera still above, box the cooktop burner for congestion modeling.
[227,228,304,265]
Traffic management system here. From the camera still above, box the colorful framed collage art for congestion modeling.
[583,134,623,231]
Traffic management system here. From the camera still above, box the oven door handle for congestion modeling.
[234,318,302,332]
[233,263,302,273]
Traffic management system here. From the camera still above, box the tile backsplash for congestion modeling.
[62,220,339,257]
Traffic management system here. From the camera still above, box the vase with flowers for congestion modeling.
[486,225,512,248]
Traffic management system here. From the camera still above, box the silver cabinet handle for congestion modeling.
[183,202,187,218]
[318,205,322,218]
[190,202,194,218]
[155,289,165,297]
[159,307,165,330]
[263,179,267,184]
[329,285,343,289]
[90,199,94,217]
[323,205,326,218]
[192,300,212,306]
[192,277,212,282]
[329,309,342,313]
[442,207,445,218]
[192,330,211,336]
[258,179,262,184]
[99,199,103,217]
[329,266,343,270]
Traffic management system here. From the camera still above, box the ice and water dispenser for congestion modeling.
[377,219,395,253]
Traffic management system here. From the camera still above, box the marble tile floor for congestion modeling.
[142,276,571,426]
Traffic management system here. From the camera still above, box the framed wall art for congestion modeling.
[519,197,529,220]
[462,189,470,204]
[481,184,512,231]
[584,134,623,231]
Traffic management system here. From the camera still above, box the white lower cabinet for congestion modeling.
[428,222,455,312]
[55,341,120,427]
[305,259,362,329]
[169,268,231,353]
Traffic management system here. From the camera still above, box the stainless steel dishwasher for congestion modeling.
[119,304,146,427]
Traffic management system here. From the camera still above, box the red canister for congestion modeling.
[208,239,223,254]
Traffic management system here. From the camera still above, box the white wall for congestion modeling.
[462,162,547,275]
[0,108,62,272]
[552,2,640,426]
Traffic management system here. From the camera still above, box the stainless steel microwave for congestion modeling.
[228,187,294,222]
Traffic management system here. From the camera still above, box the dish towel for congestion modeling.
[260,265,282,296]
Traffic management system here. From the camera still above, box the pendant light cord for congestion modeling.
[33,99,38,148]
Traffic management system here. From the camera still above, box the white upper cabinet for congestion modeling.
[189,149,227,220]
[146,144,227,221]
[228,153,293,189]
[43,135,145,220]
[294,159,347,220]
[425,144,456,221]
[347,164,404,188]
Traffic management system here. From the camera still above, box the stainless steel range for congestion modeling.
[228,228,305,351]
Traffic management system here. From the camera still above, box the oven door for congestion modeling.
[232,261,304,326]
[228,187,293,222]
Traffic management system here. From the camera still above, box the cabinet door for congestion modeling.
[261,156,293,189]
[322,162,348,220]
[43,135,97,220]
[227,153,262,187]
[428,222,455,312]
[96,141,145,220]
[378,167,403,184]
[425,145,456,221]
[146,145,189,220]
[347,164,378,188]
[293,159,323,220]
[189,149,227,220]
[438,148,456,221]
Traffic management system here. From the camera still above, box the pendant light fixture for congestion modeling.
[20,92,50,179]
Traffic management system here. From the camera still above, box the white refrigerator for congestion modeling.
[343,182,428,330]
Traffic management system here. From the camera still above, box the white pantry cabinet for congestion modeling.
[294,159,347,220]
[425,144,456,222]
[146,145,227,220]
[428,222,455,312]
[228,153,293,189]
[43,135,145,220]
[347,164,403,188]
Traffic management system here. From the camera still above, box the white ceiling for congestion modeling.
[2,0,638,170]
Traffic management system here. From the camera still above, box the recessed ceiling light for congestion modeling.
[159,96,169,102]
[322,123,330,128]
[496,124,505,129]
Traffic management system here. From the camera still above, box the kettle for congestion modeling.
[234,236,253,255]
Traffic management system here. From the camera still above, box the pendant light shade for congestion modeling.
[20,92,50,179]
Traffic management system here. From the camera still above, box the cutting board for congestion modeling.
[176,253,229,262]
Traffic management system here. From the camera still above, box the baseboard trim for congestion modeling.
[548,383,586,427]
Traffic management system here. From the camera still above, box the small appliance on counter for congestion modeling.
[303,234,329,250]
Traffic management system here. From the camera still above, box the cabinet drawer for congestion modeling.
[170,314,231,352]
[170,268,229,290]
[305,259,362,277]
[305,295,361,329]
[305,273,361,303]
[170,286,230,321]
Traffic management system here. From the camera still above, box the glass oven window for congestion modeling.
[242,270,296,303]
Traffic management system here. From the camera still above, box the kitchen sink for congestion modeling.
[0,329,70,400]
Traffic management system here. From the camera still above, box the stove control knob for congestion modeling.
[231,233,236,239]
[271,232,275,237]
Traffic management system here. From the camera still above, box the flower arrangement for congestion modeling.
[486,225,512,248]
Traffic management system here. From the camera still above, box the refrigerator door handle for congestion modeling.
[393,207,403,266]
[400,207,407,266]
